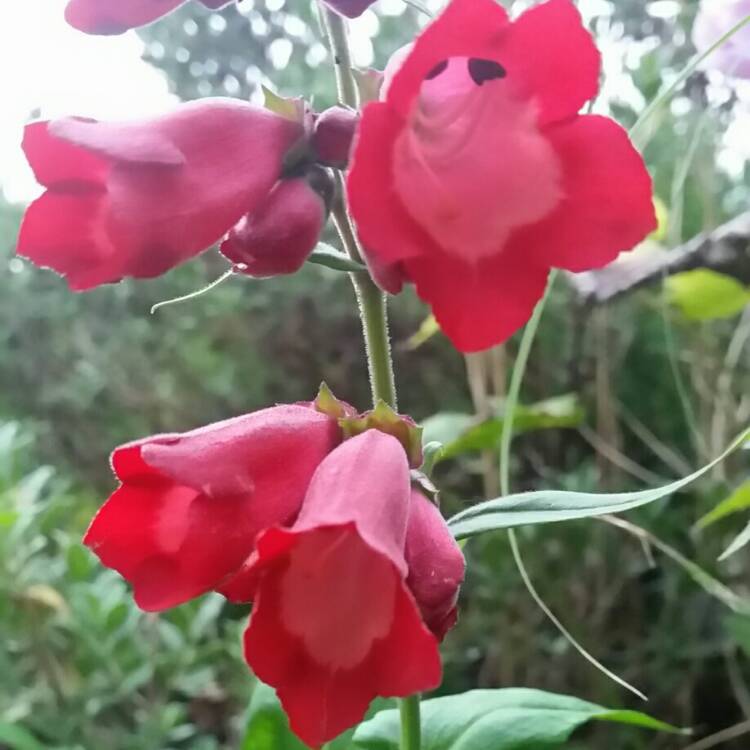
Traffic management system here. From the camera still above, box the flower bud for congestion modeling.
[405,490,465,640]
[312,106,360,169]
[220,166,334,277]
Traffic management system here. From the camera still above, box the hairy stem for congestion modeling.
[322,8,411,744]
[322,6,397,409]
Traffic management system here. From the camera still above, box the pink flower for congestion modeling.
[347,0,656,352]
[18,99,304,290]
[321,0,377,19]
[84,404,341,611]
[220,168,333,277]
[693,0,750,79]
[65,0,233,35]
[237,431,442,747]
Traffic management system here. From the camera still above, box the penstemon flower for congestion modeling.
[84,403,342,610]
[17,100,314,290]
[64,0,234,35]
[229,430,451,747]
[347,0,656,352]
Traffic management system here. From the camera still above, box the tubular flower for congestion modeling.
[693,0,750,79]
[347,0,656,352]
[238,430,442,747]
[405,490,465,640]
[221,167,334,277]
[18,99,304,290]
[84,404,341,611]
[64,0,233,35]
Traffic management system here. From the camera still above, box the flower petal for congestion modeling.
[405,251,549,353]
[22,120,107,187]
[512,115,657,272]
[347,103,433,265]
[498,0,600,124]
[65,0,186,34]
[84,405,340,610]
[385,0,510,118]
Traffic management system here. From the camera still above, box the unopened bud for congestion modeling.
[312,106,360,169]
[220,167,334,277]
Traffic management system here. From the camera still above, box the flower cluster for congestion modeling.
[84,390,464,747]
[16,1,660,744]
[22,0,656,354]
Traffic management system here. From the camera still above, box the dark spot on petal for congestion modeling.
[425,60,448,80]
[468,58,507,86]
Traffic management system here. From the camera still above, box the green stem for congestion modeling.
[499,271,557,496]
[321,7,410,743]
[399,694,422,750]
[321,6,359,108]
[322,5,397,409]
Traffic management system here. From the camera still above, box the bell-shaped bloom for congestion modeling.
[65,0,233,35]
[405,491,465,640]
[347,0,656,352]
[238,431,442,747]
[18,99,304,290]
[220,167,333,277]
[84,404,341,611]
[693,0,750,79]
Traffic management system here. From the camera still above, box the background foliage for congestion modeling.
[1,0,750,747]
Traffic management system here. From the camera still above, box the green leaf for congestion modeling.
[352,689,682,750]
[308,244,367,273]
[405,314,440,350]
[667,270,750,321]
[241,682,308,750]
[719,521,750,561]
[696,480,750,529]
[423,396,584,462]
[0,723,45,750]
[448,430,749,540]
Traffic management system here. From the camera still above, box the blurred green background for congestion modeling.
[1,0,750,748]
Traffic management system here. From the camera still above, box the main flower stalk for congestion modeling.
[321,3,414,743]
[322,7,397,410]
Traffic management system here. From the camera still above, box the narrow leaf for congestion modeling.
[696,480,750,529]
[308,243,367,273]
[719,521,750,561]
[448,430,749,540]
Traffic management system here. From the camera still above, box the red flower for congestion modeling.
[221,168,333,277]
[237,430,442,747]
[405,490,465,640]
[65,0,233,35]
[347,0,656,352]
[18,99,304,290]
[84,404,341,611]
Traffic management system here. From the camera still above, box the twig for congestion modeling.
[569,212,750,305]
[578,424,668,485]
[682,719,750,750]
